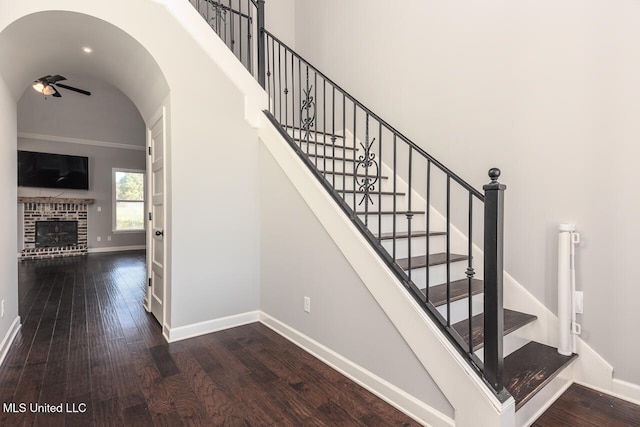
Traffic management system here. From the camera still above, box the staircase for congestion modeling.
[267,119,578,413]
[189,0,579,423]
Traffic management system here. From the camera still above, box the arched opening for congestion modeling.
[0,10,170,337]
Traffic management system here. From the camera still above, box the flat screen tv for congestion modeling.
[18,150,89,190]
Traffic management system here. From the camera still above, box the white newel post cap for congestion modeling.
[559,223,576,232]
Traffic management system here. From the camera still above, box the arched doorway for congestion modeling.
[0,9,170,350]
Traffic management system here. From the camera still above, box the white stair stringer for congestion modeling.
[261,117,516,427]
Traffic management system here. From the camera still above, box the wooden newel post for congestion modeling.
[483,167,506,392]
[257,0,266,88]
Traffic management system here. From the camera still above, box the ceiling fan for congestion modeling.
[32,75,91,98]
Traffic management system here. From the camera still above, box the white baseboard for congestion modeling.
[0,316,21,367]
[574,378,640,406]
[166,311,260,343]
[259,312,454,427]
[88,245,146,254]
[612,378,640,405]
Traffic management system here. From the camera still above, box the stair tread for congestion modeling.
[397,252,467,270]
[452,309,538,352]
[425,278,484,307]
[504,341,578,410]
[377,230,446,240]
[356,210,426,216]
[291,137,356,150]
[284,128,346,139]
[307,153,358,162]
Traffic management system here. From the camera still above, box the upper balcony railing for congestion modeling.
[188,0,264,83]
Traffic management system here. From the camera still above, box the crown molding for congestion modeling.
[18,132,145,151]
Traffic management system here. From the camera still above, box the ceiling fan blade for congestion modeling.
[48,75,66,83]
[55,83,91,96]
[51,87,62,98]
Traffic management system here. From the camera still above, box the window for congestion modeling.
[113,169,145,232]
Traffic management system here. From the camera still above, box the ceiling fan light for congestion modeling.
[32,82,44,93]
[42,85,56,96]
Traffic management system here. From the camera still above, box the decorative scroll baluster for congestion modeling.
[355,115,379,215]
[301,67,316,143]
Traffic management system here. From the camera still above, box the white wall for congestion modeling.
[17,74,146,252]
[259,143,454,420]
[0,75,19,360]
[265,0,296,48]
[292,0,640,384]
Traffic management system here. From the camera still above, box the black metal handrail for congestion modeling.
[187,0,507,398]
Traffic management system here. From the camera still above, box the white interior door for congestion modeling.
[146,109,166,328]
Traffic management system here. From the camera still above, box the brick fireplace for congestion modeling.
[19,197,94,260]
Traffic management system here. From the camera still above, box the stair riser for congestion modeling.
[288,130,348,145]
[311,159,356,174]
[473,333,529,362]
[358,214,426,235]
[321,177,384,192]
[406,261,470,288]
[381,235,446,260]
[435,293,484,325]
[337,193,407,212]
[299,142,356,159]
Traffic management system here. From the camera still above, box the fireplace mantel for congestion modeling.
[18,197,95,204]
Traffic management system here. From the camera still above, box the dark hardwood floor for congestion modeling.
[534,383,640,427]
[1,252,418,426]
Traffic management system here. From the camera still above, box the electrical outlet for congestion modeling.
[97,206,102,212]
[107,235,112,241]
[97,236,101,242]
[303,296,311,313]
[575,291,584,314]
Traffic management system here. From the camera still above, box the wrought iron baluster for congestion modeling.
[284,48,289,132]
[314,72,318,159]
[446,175,451,326]
[331,87,336,188]
[323,78,327,179]
[342,94,346,198]
[467,191,475,354]
[407,146,413,282]
[291,52,295,143]
[377,122,382,241]
[425,159,431,302]
[392,134,397,260]
[278,45,282,123]
[352,107,357,212]
[266,34,271,111]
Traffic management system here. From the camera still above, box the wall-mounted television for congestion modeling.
[18,150,89,190]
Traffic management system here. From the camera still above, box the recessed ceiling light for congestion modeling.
[82,46,93,54]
